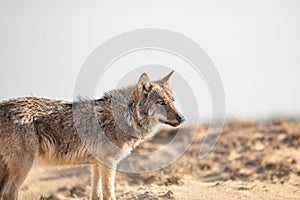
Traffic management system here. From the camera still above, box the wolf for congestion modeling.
[0,70,185,200]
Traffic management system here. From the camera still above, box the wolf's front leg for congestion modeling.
[90,164,102,200]
[100,164,116,200]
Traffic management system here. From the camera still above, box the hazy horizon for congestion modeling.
[0,0,299,121]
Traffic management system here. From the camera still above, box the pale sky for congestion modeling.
[0,0,299,120]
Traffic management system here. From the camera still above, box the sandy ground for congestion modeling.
[19,120,300,200]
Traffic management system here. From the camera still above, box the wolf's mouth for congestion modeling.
[159,119,182,127]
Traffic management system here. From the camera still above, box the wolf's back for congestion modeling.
[0,97,71,125]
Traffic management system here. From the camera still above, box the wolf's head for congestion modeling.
[132,70,185,128]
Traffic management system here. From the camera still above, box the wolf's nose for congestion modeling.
[176,114,185,123]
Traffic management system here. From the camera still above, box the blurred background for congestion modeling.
[0,0,299,120]
[1,2,300,199]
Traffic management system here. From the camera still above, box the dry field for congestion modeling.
[20,120,300,200]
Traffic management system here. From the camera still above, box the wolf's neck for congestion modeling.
[103,87,158,139]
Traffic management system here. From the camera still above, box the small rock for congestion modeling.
[159,191,174,199]
[39,194,67,200]
[254,142,265,151]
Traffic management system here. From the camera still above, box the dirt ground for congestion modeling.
[20,120,300,200]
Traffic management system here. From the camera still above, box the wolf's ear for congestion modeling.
[133,73,152,102]
[138,73,151,88]
[161,70,175,86]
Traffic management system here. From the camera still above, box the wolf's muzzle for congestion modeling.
[176,114,185,124]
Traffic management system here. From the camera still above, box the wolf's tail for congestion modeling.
[0,166,8,199]
[0,159,9,198]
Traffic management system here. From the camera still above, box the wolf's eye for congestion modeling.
[157,101,166,105]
